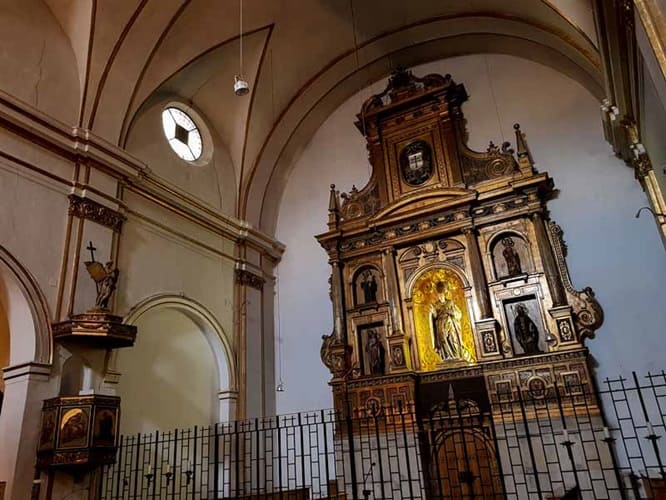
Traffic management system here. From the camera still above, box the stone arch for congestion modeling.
[124,294,235,392]
[246,20,603,233]
[0,245,52,500]
[0,245,52,367]
[108,293,236,426]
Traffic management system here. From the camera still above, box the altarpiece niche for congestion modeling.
[317,68,604,498]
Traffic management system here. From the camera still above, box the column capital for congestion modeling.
[235,268,265,291]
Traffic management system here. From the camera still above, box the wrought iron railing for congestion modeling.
[98,371,666,499]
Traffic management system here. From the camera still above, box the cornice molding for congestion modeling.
[0,92,284,260]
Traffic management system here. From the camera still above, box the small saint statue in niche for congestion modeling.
[84,241,119,311]
[430,281,465,361]
[501,237,522,277]
[360,271,378,304]
[365,329,385,375]
[513,304,542,354]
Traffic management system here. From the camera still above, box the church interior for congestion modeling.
[0,1,665,499]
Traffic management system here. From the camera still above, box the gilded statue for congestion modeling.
[513,304,542,354]
[501,237,522,276]
[430,281,465,360]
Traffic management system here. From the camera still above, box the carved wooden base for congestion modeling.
[52,310,137,348]
[37,395,120,471]
[333,349,595,420]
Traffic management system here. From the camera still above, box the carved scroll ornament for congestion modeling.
[340,181,380,221]
[460,141,518,185]
[320,332,352,378]
[549,222,604,338]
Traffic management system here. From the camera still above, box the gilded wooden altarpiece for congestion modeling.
[317,68,603,427]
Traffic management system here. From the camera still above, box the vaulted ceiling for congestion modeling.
[5,0,602,234]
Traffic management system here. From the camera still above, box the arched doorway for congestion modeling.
[108,294,236,434]
[425,403,504,499]
[0,245,52,500]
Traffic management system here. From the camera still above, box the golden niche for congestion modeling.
[412,268,476,370]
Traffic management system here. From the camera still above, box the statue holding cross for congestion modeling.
[84,241,119,311]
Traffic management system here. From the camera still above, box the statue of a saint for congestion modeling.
[501,237,522,277]
[365,329,385,375]
[360,272,378,303]
[85,260,119,310]
[513,304,542,354]
[430,281,465,361]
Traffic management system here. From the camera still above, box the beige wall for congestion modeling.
[0,301,8,394]
[0,0,79,124]
[116,308,218,434]
[276,54,666,414]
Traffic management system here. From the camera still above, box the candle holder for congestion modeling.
[184,469,194,485]
[164,470,174,486]
[145,472,154,486]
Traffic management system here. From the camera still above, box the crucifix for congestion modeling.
[86,241,97,263]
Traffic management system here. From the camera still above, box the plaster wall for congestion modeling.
[548,0,597,46]
[0,143,70,314]
[276,54,666,415]
[116,308,218,434]
[0,0,79,124]
[116,209,235,346]
[0,301,8,394]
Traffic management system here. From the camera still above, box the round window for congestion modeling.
[161,107,203,162]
